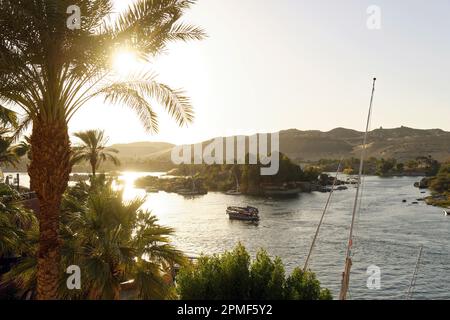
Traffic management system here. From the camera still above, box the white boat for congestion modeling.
[226,190,242,196]
[226,175,242,195]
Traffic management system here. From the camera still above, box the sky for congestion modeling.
[69,0,450,145]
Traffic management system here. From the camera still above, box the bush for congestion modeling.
[176,244,332,300]
[430,163,450,194]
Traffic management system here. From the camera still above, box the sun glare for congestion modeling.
[112,50,140,75]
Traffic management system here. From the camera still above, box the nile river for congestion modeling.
[11,172,450,300]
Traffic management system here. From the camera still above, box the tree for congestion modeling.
[0,185,36,258]
[395,162,404,173]
[0,0,205,299]
[285,268,332,300]
[176,244,332,300]
[2,177,186,300]
[376,158,396,176]
[249,250,285,300]
[0,134,28,168]
[429,163,450,194]
[72,130,120,177]
[0,107,18,130]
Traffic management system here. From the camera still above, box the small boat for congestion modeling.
[226,190,242,196]
[345,178,358,185]
[335,185,348,191]
[263,186,300,197]
[226,206,260,221]
[226,176,242,195]
[444,210,449,216]
[319,186,333,193]
[177,188,208,196]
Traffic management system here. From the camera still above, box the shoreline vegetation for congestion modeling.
[413,163,450,209]
[133,153,352,197]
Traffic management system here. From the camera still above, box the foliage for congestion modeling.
[176,244,332,300]
[0,184,36,258]
[159,153,313,195]
[0,135,26,168]
[0,0,204,297]
[72,130,121,176]
[2,178,186,300]
[376,158,397,176]
[316,156,441,177]
[0,0,205,130]
[429,163,450,194]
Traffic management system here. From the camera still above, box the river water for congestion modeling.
[10,172,450,300]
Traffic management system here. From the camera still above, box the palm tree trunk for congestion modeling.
[28,120,72,300]
[91,160,96,177]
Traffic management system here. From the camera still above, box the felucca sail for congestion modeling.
[339,78,377,300]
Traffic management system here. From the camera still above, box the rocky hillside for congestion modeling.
[279,126,450,162]
[112,127,450,164]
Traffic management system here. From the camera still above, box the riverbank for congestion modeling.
[424,194,450,208]
[413,163,450,209]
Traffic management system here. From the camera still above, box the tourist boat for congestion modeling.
[226,206,259,221]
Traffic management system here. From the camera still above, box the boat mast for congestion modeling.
[406,245,424,300]
[304,159,343,271]
[339,78,377,300]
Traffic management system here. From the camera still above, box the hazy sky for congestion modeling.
[70,0,450,145]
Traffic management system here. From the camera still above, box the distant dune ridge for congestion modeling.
[111,126,450,163]
[111,142,175,159]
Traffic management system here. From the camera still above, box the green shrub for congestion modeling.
[176,243,332,300]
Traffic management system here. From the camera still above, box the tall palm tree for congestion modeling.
[0,0,204,299]
[72,130,120,177]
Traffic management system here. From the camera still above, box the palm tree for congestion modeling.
[0,185,36,258]
[0,106,18,128]
[3,178,186,300]
[0,134,28,168]
[72,130,120,177]
[0,0,204,299]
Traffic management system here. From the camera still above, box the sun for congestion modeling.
[113,0,137,13]
[112,50,140,75]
